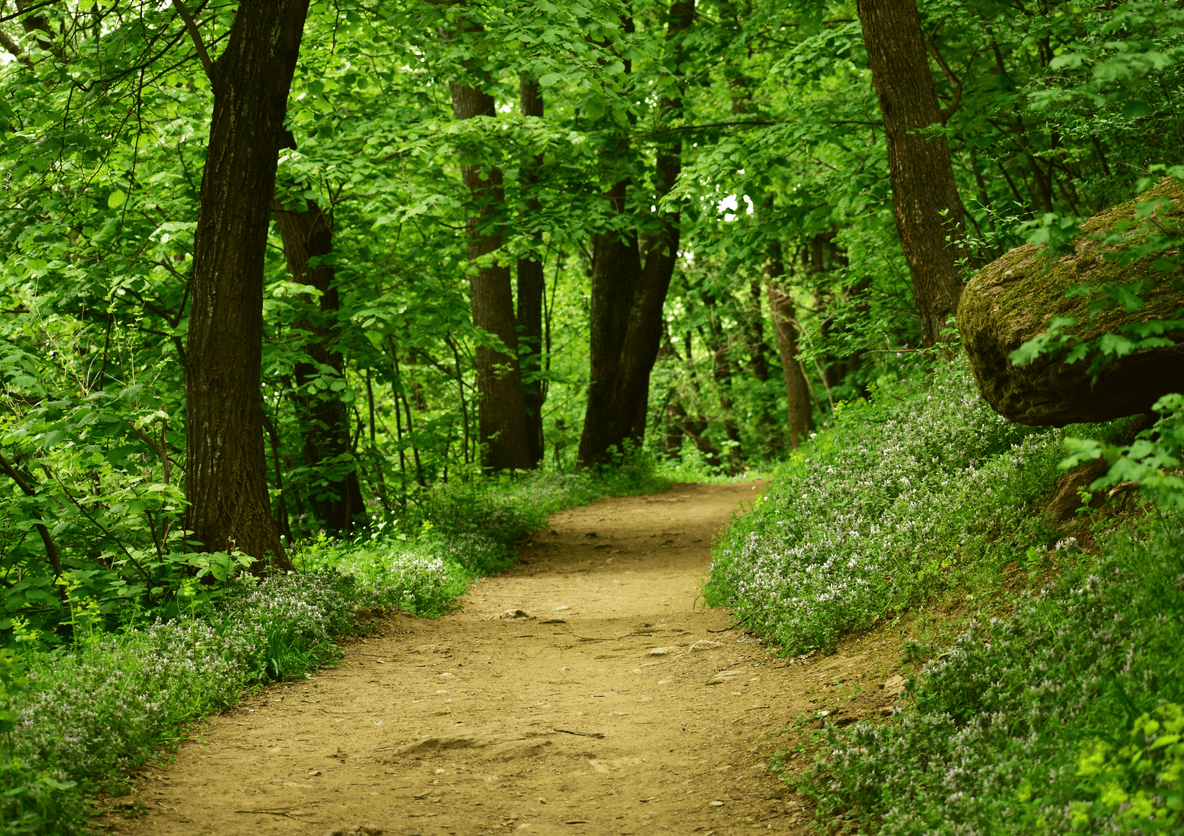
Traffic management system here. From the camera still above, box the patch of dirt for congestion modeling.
[100,481,906,836]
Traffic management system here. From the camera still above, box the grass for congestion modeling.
[0,464,670,835]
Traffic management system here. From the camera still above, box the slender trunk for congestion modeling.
[702,298,742,470]
[743,274,783,457]
[857,0,968,346]
[184,0,309,573]
[449,82,531,472]
[517,74,546,469]
[272,161,366,535]
[765,240,814,448]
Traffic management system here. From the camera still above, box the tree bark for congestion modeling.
[450,80,531,472]
[765,239,814,448]
[516,74,546,469]
[857,0,969,346]
[577,0,695,468]
[184,0,309,573]
[742,274,783,457]
[272,166,367,536]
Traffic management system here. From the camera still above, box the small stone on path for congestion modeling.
[498,609,533,620]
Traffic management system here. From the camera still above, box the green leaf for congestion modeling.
[1122,100,1154,119]
[1049,52,1085,70]
[108,189,127,209]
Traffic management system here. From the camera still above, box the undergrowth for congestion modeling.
[793,511,1184,834]
[725,353,1184,833]
[0,465,667,835]
[703,355,1100,655]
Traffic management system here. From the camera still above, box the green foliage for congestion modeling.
[704,354,1069,654]
[1071,703,1184,832]
[792,511,1184,834]
[1060,393,1184,512]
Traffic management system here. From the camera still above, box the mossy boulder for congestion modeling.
[957,178,1184,426]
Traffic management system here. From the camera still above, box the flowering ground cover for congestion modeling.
[0,466,668,835]
[794,515,1184,834]
[704,357,1077,655]
[707,354,1184,833]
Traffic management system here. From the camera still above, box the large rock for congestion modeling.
[957,178,1184,426]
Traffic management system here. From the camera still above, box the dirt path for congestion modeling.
[102,482,904,836]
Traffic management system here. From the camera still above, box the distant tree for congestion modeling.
[449,18,532,472]
[765,239,814,448]
[517,74,547,469]
[272,133,367,536]
[577,0,696,467]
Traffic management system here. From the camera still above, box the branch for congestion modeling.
[638,118,780,138]
[41,463,154,592]
[0,450,64,582]
[0,25,32,67]
[129,421,180,484]
[925,38,963,124]
[171,0,214,81]
[0,0,60,27]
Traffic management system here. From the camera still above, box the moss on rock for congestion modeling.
[957,177,1184,426]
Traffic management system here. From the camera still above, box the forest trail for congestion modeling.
[101,482,905,836]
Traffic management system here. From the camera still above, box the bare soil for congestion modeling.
[100,481,906,836]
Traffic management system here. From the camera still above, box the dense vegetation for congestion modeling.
[0,466,667,833]
[0,0,1182,833]
[707,356,1184,834]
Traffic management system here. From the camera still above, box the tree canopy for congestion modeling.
[1,0,1181,627]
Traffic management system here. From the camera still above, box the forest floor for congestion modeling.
[99,481,908,836]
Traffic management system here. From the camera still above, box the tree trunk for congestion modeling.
[741,275,783,457]
[516,74,546,469]
[702,297,742,470]
[765,239,814,448]
[184,0,309,573]
[577,0,695,468]
[272,166,366,536]
[857,0,968,346]
[450,82,531,472]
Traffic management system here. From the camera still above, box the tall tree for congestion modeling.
[516,74,547,469]
[449,26,532,472]
[577,0,695,467]
[857,0,969,346]
[183,0,310,572]
[272,139,367,535]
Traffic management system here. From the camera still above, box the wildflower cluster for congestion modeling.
[704,357,1067,654]
[0,465,666,835]
[797,513,1184,834]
